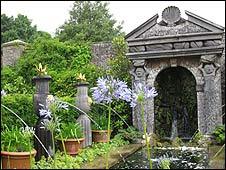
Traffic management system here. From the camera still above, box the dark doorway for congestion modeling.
[154,66,197,139]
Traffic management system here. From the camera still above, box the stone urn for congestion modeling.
[75,82,91,113]
[75,82,92,148]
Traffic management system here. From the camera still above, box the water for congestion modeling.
[111,147,209,169]
[170,106,178,140]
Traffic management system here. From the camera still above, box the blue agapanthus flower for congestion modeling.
[91,76,132,104]
[130,82,158,108]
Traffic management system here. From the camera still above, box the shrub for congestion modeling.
[212,125,225,145]
[56,96,80,123]
[118,126,143,143]
[1,94,37,128]
[1,66,34,94]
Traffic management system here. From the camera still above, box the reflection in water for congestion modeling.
[111,147,208,169]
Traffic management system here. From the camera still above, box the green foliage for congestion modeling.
[32,134,128,169]
[90,101,131,132]
[1,66,34,94]
[188,129,204,146]
[56,96,80,123]
[107,36,131,85]
[56,1,124,43]
[15,38,91,87]
[1,125,34,152]
[159,159,171,169]
[105,36,132,133]
[2,37,103,97]
[90,104,109,130]
[1,94,37,128]
[32,152,81,169]
[118,126,143,143]
[171,137,183,147]
[1,14,50,44]
[212,125,225,145]
[57,122,84,139]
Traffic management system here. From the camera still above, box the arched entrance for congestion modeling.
[154,66,197,139]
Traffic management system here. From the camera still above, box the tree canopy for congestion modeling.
[56,1,124,43]
[1,13,51,44]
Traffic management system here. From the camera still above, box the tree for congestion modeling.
[1,14,51,44]
[56,1,124,43]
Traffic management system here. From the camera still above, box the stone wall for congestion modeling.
[91,42,114,69]
[1,40,27,66]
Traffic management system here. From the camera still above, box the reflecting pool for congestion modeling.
[111,147,209,169]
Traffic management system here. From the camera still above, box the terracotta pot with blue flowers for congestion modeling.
[1,126,36,169]
[56,122,85,156]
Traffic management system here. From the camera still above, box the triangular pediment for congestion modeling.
[126,6,224,40]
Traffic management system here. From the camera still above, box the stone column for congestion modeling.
[33,75,54,161]
[75,82,92,148]
[198,54,222,135]
[146,79,155,134]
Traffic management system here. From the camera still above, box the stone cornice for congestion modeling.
[126,46,223,60]
[127,32,223,46]
[125,14,159,40]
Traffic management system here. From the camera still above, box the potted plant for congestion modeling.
[91,109,113,143]
[56,122,85,156]
[1,126,36,169]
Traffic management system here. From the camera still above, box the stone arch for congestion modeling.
[153,66,198,138]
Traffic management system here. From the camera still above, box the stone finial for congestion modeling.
[162,6,181,26]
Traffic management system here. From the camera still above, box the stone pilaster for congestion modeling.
[198,54,222,135]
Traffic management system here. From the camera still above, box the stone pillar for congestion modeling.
[1,39,27,66]
[130,59,154,134]
[196,76,206,134]
[75,82,92,148]
[198,54,222,135]
[33,75,54,161]
[146,79,155,134]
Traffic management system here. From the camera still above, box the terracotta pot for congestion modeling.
[92,130,113,143]
[1,149,36,169]
[58,138,85,156]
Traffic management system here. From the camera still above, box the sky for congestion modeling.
[1,1,225,37]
